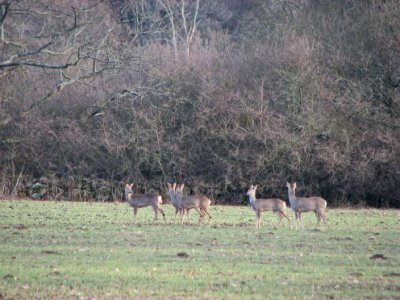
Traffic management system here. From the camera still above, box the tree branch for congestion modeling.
[0,3,11,42]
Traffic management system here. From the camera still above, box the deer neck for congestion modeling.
[168,191,176,204]
[248,193,257,209]
[287,189,297,209]
[175,191,182,202]
[124,188,132,200]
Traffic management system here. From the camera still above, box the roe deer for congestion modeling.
[246,185,291,229]
[286,182,327,228]
[175,184,212,225]
[167,183,183,224]
[124,183,166,224]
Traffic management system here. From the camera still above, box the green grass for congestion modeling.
[0,200,399,299]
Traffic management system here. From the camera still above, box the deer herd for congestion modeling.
[124,182,327,229]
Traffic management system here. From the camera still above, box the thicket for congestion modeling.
[1,0,399,207]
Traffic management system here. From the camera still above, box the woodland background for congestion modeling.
[0,0,399,207]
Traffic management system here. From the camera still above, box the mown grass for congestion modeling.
[0,200,399,299]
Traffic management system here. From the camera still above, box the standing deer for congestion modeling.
[246,185,292,229]
[167,183,183,224]
[124,183,166,224]
[286,182,327,228]
[175,184,212,225]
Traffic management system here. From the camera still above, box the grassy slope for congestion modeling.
[0,200,399,299]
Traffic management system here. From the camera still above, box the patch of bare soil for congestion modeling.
[14,224,28,230]
[329,237,353,241]
[370,254,388,260]
[383,272,400,277]
[177,252,189,258]
[212,222,252,228]
[350,272,364,277]
[41,250,61,255]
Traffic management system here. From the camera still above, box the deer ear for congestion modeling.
[254,185,257,190]
[167,183,171,188]
[173,183,177,188]
[286,182,290,188]
[293,182,297,188]
[181,184,185,189]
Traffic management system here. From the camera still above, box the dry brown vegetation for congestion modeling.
[1,0,399,207]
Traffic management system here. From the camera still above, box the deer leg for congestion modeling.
[256,211,261,228]
[318,209,327,226]
[173,207,178,224]
[321,212,327,226]
[318,210,327,227]
[199,207,211,224]
[275,212,284,228]
[299,212,305,229]
[180,208,185,225]
[314,211,321,227]
[283,212,292,229]
[186,209,192,224]
[158,207,166,224]
[200,208,206,224]
[295,211,302,229]
[195,208,204,224]
[180,208,185,224]
[133,207,138,224]
[152,206,158,223]
[176,207,181,224]
[203,208,212,224]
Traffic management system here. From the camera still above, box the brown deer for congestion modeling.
[286,182,327,228]
[124,183,166,224]
[246,185,291,229]
[175,184,212,225]
[167,183,183,224]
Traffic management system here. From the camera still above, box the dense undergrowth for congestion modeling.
[1,0,399,206]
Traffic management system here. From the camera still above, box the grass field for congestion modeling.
[0,200,399,299]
